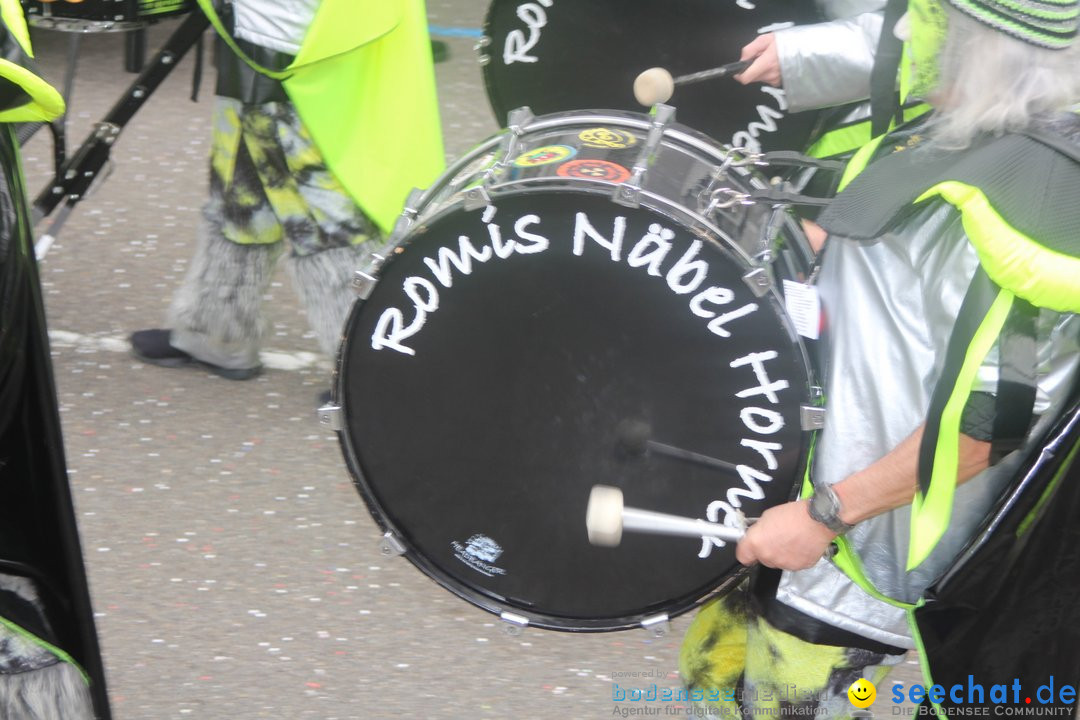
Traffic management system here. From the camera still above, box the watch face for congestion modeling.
[809,486,849,532]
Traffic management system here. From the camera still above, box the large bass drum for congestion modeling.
[329,108,817,631]
[480,0,825,153]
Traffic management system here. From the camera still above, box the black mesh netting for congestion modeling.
[819,121,1080,257]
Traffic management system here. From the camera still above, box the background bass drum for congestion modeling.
[480,0,824,153]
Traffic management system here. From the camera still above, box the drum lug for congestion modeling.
[612,179,642,209]
[475,35,491,66]
[742,268,772,297]
[800,405,827,431]
[317,404,343,431]
[507,106,535,133]
[613,104,676,209]
[640,613,671,638]
[352,269,377,299]
[499,611,530,636]
[379,532,407,557]
[463,186,493,211]
[389,188,424,244]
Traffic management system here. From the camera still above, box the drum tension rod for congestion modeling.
[613,103,676,209]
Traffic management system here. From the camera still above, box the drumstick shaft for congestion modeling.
[674,60,752,86]
[646,440,740,475]
[622,507,745,542]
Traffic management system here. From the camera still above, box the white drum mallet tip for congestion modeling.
[587,485,625,547]
[633,67,675,107]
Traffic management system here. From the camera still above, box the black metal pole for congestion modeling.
[32,10,211,223]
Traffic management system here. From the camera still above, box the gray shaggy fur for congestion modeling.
[168,200,279,347]
[0,660,93,720]
[0,575,94,719]
[286,240,387,356]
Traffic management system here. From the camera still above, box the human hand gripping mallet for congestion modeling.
[586,485,747,547]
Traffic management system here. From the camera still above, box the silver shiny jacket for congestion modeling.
[231,0,321,55]
[776,0,887,113]
[776,199,1080,649]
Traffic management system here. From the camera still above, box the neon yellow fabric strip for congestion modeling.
[917,182,1080,314]
[1,0,31,57]
[831,537,915,610]
[837,134,885,192]
[0,1,65,122]
[806,120,873,160]
[908,289,1014,570]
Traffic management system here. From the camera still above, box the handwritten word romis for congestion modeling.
[503,0,553,65]
[371,209,765,357]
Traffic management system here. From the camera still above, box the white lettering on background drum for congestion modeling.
[503,0,554,65]
[731,85,790,154]
[699,350,789,558]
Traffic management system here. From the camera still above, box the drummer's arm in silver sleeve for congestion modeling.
[774,11,885,113]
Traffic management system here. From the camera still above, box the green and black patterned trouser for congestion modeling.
[168,98,384,370]
[680,583,905,719]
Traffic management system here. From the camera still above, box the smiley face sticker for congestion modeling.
[578,127,638,149]
[556,159,632,183]
[513,145,577,168]
[848,678,876,708]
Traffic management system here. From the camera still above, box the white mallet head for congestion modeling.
[586,485,625,547]
[633,67,675,107]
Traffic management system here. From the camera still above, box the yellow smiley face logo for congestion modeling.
[848,678,876,708]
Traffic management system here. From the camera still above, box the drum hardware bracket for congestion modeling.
[724,147,768,169]
[463,186,494,211]
[742,268,772,298]
[352,270,377,300]
[390,188,425,244]
[800,405,827,431]
[499,611,530,636]
[640,613,672,638]
[317,404,343,431]
[474,35,492,66]
[379,532,407,558]
[704,187,753,217]
[613,104,676,209]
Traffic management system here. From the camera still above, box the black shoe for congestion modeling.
[431,39,450,63]
[130,329,262,381]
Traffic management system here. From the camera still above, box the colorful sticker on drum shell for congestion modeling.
[578,128,638,150]
[513,144,577,168]
[556,159,632,184]
[451,534,508,577]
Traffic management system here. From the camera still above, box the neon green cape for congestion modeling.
[197,0,445,234]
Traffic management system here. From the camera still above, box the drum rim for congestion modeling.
[335,124,818,631]
[405,108,774,249]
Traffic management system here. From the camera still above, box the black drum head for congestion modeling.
[482,0,824,152]
[339,191,810,630]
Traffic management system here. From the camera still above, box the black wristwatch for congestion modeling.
[807,483,855,534]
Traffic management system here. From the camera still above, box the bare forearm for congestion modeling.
[834,425,992,525]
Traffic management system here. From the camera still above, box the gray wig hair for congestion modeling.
[927,6,1080,148]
